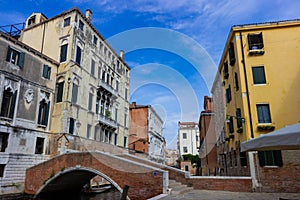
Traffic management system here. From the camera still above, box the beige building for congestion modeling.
[0,31,59,194]
[20,8,130,149]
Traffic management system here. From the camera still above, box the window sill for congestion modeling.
[37,124,47,128]
[262,166,280,168]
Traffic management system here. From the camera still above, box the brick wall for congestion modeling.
[25,152,166,200]
[257,150,300,193]
[188,176,252,192]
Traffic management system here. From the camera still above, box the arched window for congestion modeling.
[56,77,64,103]
[0,87,17,119]
[37,91,50,126]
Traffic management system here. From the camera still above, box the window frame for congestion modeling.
[182,132,187,139]
[256,104,272,124]
[0,87,17,119]
[258,150,283,167]
[75,45,82,65]
[252,66,266,85]
[42,64,51,79]
[248,32,264,50]
[63,17,71,27]
[6,46,25,67]
[60,44,68,63]
[56,81,64,103]
[79,20,84,31]
[37,98,50,126]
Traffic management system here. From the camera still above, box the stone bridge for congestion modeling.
[24,151,168,200]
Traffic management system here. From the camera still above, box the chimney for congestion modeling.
[86,9,92,22]
[131,102,136,107]
[120,50,124,60]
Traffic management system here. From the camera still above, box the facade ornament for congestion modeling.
[4,79,17,93]
[24,89,34,103]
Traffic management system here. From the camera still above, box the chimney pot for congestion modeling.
[120,50,124,60]
[86,9,92,22]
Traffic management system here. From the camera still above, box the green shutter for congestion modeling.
[274,150,283,167]
[37,101,43,125]
[6,46,11,62]
[18,52,25,67]
[44,102,50,126]
[43,65,48,78]
[258,151,266,167]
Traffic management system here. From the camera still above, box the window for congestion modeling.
[71,82,78,104]
[88,92,93,111]
[27,15,36,26]
[182,132,187,139]
[0,164,5,177]
[64,17,71,27]
[226,85,231,103]
[114,133,118,146]
[6,46,25,67]
[56,81,64,103]
[35,137,44,154]
[79,20,84,31]
[125,88,128,101]
[233,150,237,166]
[240,151,247,167]
[223,61,229,79]
[234,72,239,91]
[37,94,50,126]
[252,66,266,84]
[60,44,68,62]
[116,80,119,91]
[115,108,118,121]
[91,59,95,76]
[183,146,188,153]
[184,165,189,171]
[87,124,92,139]
[93,35,98,46]
[257,104,271,123]
[69,118,75,134]
[236,108,242,128]
[258,150,283,167]
[228,116,234,133]
[0,132,9,152]
[124,114,127,128]
[42,65,51,79]
[0,87,17,119]
[94,125,100,140]
[124,136,127,148]
[229,151,232,167]
[76,46,82,65]
[248,32,264,50]
[229,42,236,66]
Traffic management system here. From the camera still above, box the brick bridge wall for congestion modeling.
[25,151,167,200]
[121,153,252,192]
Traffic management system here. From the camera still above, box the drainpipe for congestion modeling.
[239,31,259,191]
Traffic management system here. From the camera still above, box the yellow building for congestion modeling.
[20,8,130,149]
[213,20,300,177]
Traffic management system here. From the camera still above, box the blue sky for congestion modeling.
[1,0,300,149]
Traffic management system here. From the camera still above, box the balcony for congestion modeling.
[98,79,118,97]
[97,113,117,130]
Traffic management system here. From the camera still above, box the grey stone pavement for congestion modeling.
[151,190,300,200]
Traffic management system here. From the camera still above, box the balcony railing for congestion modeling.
[97,113,117,129]
[98,79,118,97]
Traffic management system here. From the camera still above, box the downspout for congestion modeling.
[239,31,254,139]
[239,32,260,191]
[41,22,46,54]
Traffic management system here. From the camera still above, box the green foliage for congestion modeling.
[182,154,201,168]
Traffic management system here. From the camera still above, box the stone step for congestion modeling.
[168,179,194,195]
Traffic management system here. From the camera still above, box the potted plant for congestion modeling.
[105,110,111,118]
[257,125,275,131]
[237,127,243,133]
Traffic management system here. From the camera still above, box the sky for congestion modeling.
[1,0,300,149]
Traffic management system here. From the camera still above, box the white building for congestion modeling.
[178,122,200,156]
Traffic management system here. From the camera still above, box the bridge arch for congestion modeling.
[25,151,168,200]
[35,166,123,198]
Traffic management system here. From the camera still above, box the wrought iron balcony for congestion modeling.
[98,79,118,97]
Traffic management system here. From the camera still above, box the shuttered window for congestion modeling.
[258,150,283,167]
[6,46,25,67]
